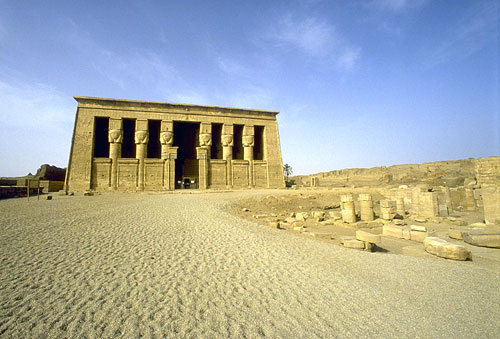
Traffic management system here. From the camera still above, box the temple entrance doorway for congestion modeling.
[173,121,200,189]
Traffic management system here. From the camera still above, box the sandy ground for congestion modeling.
[0,190,499,338]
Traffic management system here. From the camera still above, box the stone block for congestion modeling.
[356,230,381,244]
[364,242,374,252]
[410,230,428,243]
[42,195,53,200]
[342,239,365,249]
[410,225,427,232]
[312,211,325,219]
[448,229,464,240]
[450,219,467,226]
[462,232,500,248]
[295,212,309,221]
[83,191,94,196]
[340,235,355,243]
[383,225,404,238]
[424,237,471,260]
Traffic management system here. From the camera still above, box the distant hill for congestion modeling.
[292,156,499,188]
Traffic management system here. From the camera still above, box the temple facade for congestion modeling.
[64,97,285,191]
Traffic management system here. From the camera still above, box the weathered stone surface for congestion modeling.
[462,232,500,248]
[403,229,411,240]
[32,164,66,181]
[410,230,428,243]
[340,235,355,243]
[312,211,325,219]
[424,237,471,260]
[295,212,309,221]
[410,225,427,232]
[340,194,354,203]
[380,199,396,208]
[342,239,365,249]
[341,201,357,223]
[448,229,464,240]
[356,230,380,244]
[311,211,325,221]
[449,219,467,226]
[469,222,486,227]
[83,191,94,196]
[383,225,404,238]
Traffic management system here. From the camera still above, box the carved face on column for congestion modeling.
[108,129,123,143]
[160,131,173,146]
[199,133,212,146]
[243,135,254,147]
[221,134,233,147]
[135,130,149,144]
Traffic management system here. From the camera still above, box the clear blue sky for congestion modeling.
[0,0,498,176]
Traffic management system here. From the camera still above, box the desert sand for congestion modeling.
[1,190,499,338]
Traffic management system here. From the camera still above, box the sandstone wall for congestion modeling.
[65,97,285,192]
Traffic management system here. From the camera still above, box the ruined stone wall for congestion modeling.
[293,157,492,188]
[65,97,285,192]
[475,157,500,186]
[483,187,500,224]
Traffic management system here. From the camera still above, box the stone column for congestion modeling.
[108,128,122,190]
[380,200,397,220]
[198,123,212,190]
[358,194,374,221]
[160,131,173,159]
[243,135,254,187]
[135,130,149,190]
[396,198,405,216]
[197,146,209,189]
[221,134,233,187]
[341,194,357,223]
[160,130,177,190]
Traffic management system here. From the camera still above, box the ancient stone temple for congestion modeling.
[64,97,285,191]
